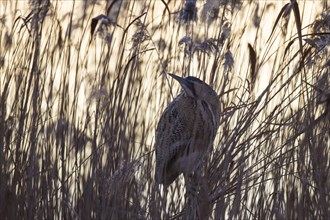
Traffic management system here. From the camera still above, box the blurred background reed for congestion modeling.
[0,0,329,219]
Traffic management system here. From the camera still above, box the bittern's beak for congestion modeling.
[168,73,185,83]
[168,73,195,97]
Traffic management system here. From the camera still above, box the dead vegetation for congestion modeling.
[0,0,329,219]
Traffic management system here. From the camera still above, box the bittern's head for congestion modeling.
[168,73,220,114]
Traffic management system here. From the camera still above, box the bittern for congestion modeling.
[155,73,220,186]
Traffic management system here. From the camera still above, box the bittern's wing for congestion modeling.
[154,98,194,186]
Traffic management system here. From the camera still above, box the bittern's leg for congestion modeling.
[198,175,211,219]
[185,164,211,219]
[184,172,198,197]
[184,172,201,220]
[195,163,211,219]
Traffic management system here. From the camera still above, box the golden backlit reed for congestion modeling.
[0,0,329,219]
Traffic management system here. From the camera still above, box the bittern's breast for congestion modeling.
[155,93,219,186]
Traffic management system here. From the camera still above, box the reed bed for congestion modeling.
[0,0,329,219]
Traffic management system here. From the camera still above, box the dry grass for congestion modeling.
[0,0,329,219]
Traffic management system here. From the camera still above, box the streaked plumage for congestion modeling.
[155,73,220,186]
